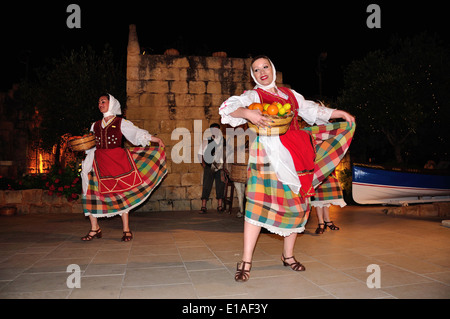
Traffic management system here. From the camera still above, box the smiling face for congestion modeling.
[98,96,109,114]
[251,58,274,86]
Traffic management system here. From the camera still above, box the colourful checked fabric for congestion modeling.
[245,139,310,236]
[311,172,346,207]
[245,121,355,236]
[82,146,167,218]
[305,121,355,188]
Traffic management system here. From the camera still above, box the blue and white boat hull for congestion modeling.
[352,164,450,205]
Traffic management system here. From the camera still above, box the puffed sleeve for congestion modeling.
[219,90,260,127]
[292,90,335,125]
[121,119,153,147]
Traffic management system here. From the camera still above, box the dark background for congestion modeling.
[1,1,448,98]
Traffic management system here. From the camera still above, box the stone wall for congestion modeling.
[0,189,82,214]
[125,25,287,212]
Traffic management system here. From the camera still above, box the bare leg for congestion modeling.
[282,232,298,258]
[242,221,261,269]
[322,206,331,222]
[316,206,325,224]
[121,212,133,241]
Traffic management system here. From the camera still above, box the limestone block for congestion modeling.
[165,186,186,200]
[175,94,196,107]
[181,172,202,186]
[188,81,206,94]
[29,203,50,214]
[159,200,173,211]
[172,199,191,211]
[144,81,169,94]
[4,190,22,204]
[206,82,222,94]
[22,189,42,204]
[169,81,189,94]
[186,185,203,199]
[127,80,145,94]
[140,93,168,107]
[163,173,181,186]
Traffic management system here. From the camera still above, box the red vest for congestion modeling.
[93,117,123,149]
[92,117,143,194]
[255,88,315,198]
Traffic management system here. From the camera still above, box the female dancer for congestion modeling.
[80,93,167,242]
[219,56,355,281]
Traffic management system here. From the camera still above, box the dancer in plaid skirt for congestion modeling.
[311,172,346,234]
[219,56,355,282]
[80,94,167,242]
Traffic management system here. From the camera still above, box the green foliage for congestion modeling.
[338,33,450,165]
[0,161,81,202]
[20,45,125,153]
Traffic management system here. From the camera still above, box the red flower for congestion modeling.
[58,186,63,192]
[49,184,56,191]
[54,178,60,184]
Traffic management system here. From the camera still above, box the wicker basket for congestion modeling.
[229,163,248,183]
[229,149,249,183]
[248,112,294,135]
[69,135,96,151]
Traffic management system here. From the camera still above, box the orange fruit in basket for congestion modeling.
[267,104,279,116]
[249,103,264,112]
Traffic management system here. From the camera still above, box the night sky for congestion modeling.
[1,1,448,99]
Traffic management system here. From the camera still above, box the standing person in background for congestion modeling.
[198,123,226,214]
[311,172,345,234]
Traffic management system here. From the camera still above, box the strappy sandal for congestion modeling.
[315,223,325,234]
[81,228,102,241]
[217,205,224,213]
[235,260,252,282]
[281,254,306,271]
[324,221,340,230]
[199,206,207,214]
[121,230,133,242]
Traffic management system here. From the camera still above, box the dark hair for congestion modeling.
[251,55,271,65]
[209,123,220,129]
[99,93,110,100]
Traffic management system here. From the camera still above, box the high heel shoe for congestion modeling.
[281,254,306,271]
[121,230,133,242]
[315,223,325,234]
[324,221,340,230]
[81,228,102,241]
[235,260,252,282]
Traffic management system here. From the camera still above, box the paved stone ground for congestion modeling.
[0,205,449,299]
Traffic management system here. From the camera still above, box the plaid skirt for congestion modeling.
[310,172,346,208]
[82,146,167,218]
[245,121,355,236]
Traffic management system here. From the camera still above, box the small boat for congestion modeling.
[352,164,450,205]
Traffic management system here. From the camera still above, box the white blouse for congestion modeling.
[219,88,334,127]
[219,87,335,194]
